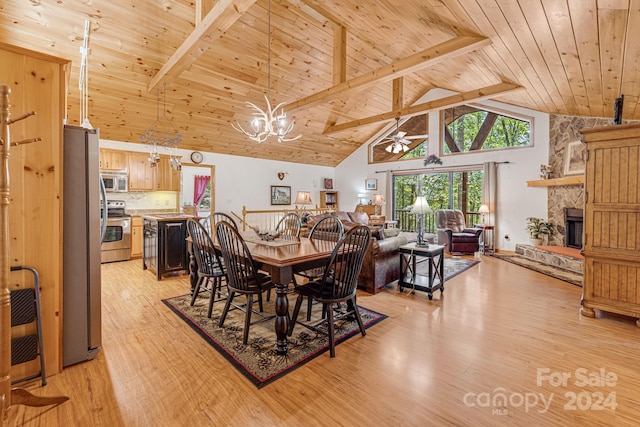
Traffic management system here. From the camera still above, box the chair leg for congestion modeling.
[243,294,253,344]
[207,280,216,319]
[326,303,336,358]
[288,294,304,336]
[218,291,235,327]
[190,276,205,306]
[306,296,313,321]
[351,296,366,337]
[258,291,264,312]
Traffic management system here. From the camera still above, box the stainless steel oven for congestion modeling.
[101,200,131,263]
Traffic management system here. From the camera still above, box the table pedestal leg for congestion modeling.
[274,282,289,355]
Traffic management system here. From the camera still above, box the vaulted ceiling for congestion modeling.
[1,0,638,166]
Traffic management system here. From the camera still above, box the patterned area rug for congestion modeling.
[162,293,386,389]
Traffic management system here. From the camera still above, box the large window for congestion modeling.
[392,169,483,232]
[442,104,532,155]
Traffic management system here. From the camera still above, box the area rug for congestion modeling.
[494,253,582,286]
[162,293,386,389]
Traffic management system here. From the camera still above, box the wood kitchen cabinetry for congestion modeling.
[320,191,338,210]
[128,152,155,191]
[580,123,640,327]
[130,216,143,258]
[154,155,180,191]
[99,148,126,170]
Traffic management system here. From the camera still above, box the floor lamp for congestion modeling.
[410,195,433,247]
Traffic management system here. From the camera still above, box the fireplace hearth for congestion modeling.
[564,208,583,249]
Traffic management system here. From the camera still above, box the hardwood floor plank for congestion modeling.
[7,256,640,426]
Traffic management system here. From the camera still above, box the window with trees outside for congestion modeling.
[442,104,531,155]
[392,169,483,233]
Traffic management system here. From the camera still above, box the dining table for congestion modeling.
[187,232,337,355]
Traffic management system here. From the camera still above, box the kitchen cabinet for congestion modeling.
[143,216,189,280]
[128,152,154,191]
[99,148,126,171]
[320,191,338,210]
[154,155,180,191]
[130,216,143,258]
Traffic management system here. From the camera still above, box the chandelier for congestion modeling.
[232,0,300,143]
[141,83,183,171]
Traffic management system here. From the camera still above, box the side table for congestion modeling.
[474,224,495,255]
[398,243,445,300]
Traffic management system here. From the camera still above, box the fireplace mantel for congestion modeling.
[527,176,584,187]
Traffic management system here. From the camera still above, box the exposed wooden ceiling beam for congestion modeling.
[287,35,492,112]
[148,0,257,92]
[323,82,523,134]
[333,25,347,85]
[392,77,403,111]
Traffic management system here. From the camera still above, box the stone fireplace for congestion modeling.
[547,115,610,247]
[564,208,583,248]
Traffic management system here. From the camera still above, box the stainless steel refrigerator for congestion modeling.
[62,125,106,367]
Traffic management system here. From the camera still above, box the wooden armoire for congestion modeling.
[580,123,640,327]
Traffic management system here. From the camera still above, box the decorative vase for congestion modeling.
[530,237,543,246]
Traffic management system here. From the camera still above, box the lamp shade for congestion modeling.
[294,191,312,205]
[372,194,385,206]
[410,196,433,214]
[479,204,490,214]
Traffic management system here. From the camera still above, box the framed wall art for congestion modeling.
[270,185,291,205]
[365,178,377,190]
[564,140,586,176]
[324,178,333,189]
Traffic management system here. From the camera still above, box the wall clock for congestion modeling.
[190,151,203,164]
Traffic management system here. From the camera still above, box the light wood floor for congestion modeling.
[7,255,640,426]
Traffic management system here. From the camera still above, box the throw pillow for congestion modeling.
[348,211,369,225]
[332,211,351,222]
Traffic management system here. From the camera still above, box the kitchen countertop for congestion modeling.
[141,213,199,221]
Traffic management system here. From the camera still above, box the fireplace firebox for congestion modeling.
[564,208,583,249]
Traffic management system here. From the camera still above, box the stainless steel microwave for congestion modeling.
[101,172,128,192]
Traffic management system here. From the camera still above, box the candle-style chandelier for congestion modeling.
[232,0,300,143]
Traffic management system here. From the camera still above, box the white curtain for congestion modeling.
[482,162,497,248]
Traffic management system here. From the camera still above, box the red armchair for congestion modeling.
[435,209,483,254]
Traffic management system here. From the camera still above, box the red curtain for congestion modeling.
[194,175,210,205]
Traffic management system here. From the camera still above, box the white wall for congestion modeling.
[99,139,334,215]
[335,91,551,251]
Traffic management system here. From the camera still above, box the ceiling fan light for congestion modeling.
[385,144,392,153]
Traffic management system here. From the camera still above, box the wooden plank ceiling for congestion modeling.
[0,0,638,167]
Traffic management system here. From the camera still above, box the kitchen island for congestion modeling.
[142,213,197,281]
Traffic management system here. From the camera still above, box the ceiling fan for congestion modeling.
[382,118,427,154]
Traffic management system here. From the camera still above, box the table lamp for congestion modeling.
[372,194,385,216]
[410,195,433,247]
[294,190,313,210]
[479,204,490,224]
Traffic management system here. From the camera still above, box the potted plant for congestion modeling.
[526,217,553,245]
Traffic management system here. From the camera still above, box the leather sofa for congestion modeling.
[304,211,414,294]
[359,232,416,294]
[435,209,482,254]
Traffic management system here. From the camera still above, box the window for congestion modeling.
[369,115,429,163]
[442,105,531,155]
[392,168,483,232]
[197,181,211,210]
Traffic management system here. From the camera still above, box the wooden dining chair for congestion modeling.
[187,218,228,318]
[215,220,276,344]
[294,215,344,320]
[275,212,301,237]
[288,225,371,357]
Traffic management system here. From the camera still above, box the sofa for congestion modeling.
[305,211,415,294]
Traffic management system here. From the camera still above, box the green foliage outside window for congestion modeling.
[198,181,212,210]
[443,107,531,154]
